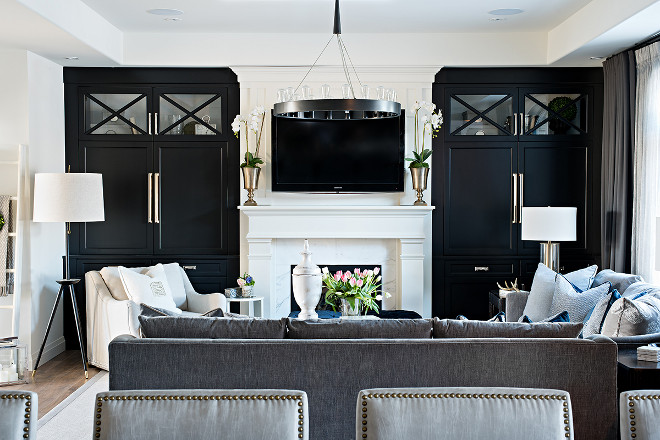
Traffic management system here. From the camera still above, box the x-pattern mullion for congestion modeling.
[451,94,512,135]
[85,94,147,135]
[525,94,587,134]
[159,94,221,135]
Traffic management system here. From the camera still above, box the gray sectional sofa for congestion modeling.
[109,317,618,440]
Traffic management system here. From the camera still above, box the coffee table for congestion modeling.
[617,348,660,392]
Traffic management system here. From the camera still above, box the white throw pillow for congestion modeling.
[601,295,660,337]
[100,266,149,301]
[160,263,187,309]
[549,275,610,324]
[521,263,598,322]
[118,264,182,313]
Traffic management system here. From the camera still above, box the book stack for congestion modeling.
[637,345,660,362]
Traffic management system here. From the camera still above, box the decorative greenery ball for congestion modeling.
[548,97,577,121]
[0,213,5,231]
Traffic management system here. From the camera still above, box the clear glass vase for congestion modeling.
[340,298,361,316]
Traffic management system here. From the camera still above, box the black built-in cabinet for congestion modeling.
[64,68,240,349]
[432,68,603,320]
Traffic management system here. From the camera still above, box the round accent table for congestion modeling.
[225,296,264,317]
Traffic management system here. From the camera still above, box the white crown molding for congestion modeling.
[231,65,441,85]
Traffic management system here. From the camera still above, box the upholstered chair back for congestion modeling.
[0,391,37,440]
[94,389,308,440]
[356,387,573,440]
[620,390,660,440]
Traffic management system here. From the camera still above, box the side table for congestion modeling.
[488,290,506,318]
[226,296,264,318]
[618,348,660,392]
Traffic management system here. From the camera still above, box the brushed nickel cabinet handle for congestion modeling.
[154,173,160,224]
[520,113,525,135]
[182,265,197,270]
[148,112,152,135]
[147,173,153,223]
[154,112,158,134]
[513,112,518,136]
[475,266,490,272]
[519,173,524,224]
[512,173,518,224]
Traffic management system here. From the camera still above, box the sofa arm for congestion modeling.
[505,290,530,322]
[186,291,227,314]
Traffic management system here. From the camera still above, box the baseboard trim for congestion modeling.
[31,336,66,369]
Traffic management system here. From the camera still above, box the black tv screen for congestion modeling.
[271,113,405,192]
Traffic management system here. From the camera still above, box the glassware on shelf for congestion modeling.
[301,85,312,100]
[376,86,385,100]
[361,84,370,99]
[286,87,295,101]
[321,84,331,99]
[276,89,286,103]
[385,88,394,101]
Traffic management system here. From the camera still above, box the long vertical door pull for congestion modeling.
[518,173,524,224]
[154,173,160,224]
[512,173,518,224]
[147,173,153,223]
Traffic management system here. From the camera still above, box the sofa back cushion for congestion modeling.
[139,316,287,339]
[286,319,433,339]
[433,318,583,338]
[593,269,643,295]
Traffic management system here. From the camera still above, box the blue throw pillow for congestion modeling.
[521,263,598,322]
[582,288,621,337]
[549,275,610,324]
[522,311,570,323]
[592,270,643,295]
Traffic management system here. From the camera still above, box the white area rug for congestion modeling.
[38,371,109,440]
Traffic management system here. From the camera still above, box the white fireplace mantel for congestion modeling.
[239,205,434,318]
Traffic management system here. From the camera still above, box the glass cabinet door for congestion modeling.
[520,89,589,137]
[155,89,225,138]
[447,88,516,139]
[82,89,150,137]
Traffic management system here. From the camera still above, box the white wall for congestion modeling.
[0,49,65,366]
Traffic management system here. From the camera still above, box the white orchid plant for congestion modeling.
[232,105,266,168]
[406,100,443,168]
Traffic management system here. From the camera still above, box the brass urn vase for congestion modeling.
[241,167,260,206]
[411,167,429,206]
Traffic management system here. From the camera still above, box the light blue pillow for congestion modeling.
[592,270,643,295]
[521,263,598,322]
[549,275,610,324]
[582,288,621,337]
[621,281,660,299]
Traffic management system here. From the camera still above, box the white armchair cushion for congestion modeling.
[118,264,182,314]
[161,263,187,309]
[94,389,308,440]
[100,266,149,301]
[357,387,574,440]
[620,390,660,440]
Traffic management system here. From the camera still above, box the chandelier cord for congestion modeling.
[338,35,364,96]
[337,36,356,98]
[294,35,335,96]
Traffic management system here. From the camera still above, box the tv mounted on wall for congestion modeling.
[271,111,405,192]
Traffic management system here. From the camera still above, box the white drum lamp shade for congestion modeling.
[521,207,577,242]
[33,173,104,222]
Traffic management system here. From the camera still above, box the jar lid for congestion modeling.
[292,239,321,275]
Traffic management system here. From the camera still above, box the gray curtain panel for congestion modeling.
[601,51,636,272]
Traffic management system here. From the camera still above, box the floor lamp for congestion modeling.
[521,207,576,273]
[32,173,104,378]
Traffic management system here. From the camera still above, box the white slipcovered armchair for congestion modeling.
[86,263,227,370]
[356,387,574,440]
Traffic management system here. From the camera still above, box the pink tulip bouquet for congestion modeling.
[321,266,389,315]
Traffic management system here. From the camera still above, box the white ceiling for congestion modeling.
[81,0,594,34]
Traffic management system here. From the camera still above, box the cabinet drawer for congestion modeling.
[158,260,227,277]
[188,276,228,294]
[446,261,516,277]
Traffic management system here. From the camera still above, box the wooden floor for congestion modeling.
[3,350,102,418]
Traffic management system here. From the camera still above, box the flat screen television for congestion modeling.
[271,112,405,192]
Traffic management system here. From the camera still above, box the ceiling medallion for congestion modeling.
[272,0,401,120]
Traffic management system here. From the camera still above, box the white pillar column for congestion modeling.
[399,238,426,316]
[247,238,276,318]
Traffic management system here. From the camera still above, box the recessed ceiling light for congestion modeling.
[589,56,605,60]
[65,56,79,60]
[163,17,183,21]
[489,17,507,22]
[489,8,524,16]
[147,8,184,16]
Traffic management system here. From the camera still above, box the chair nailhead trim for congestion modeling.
[625,394,660,439]
[1,394,33,439]
[359,391,570,439]
[95,393,305,439]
